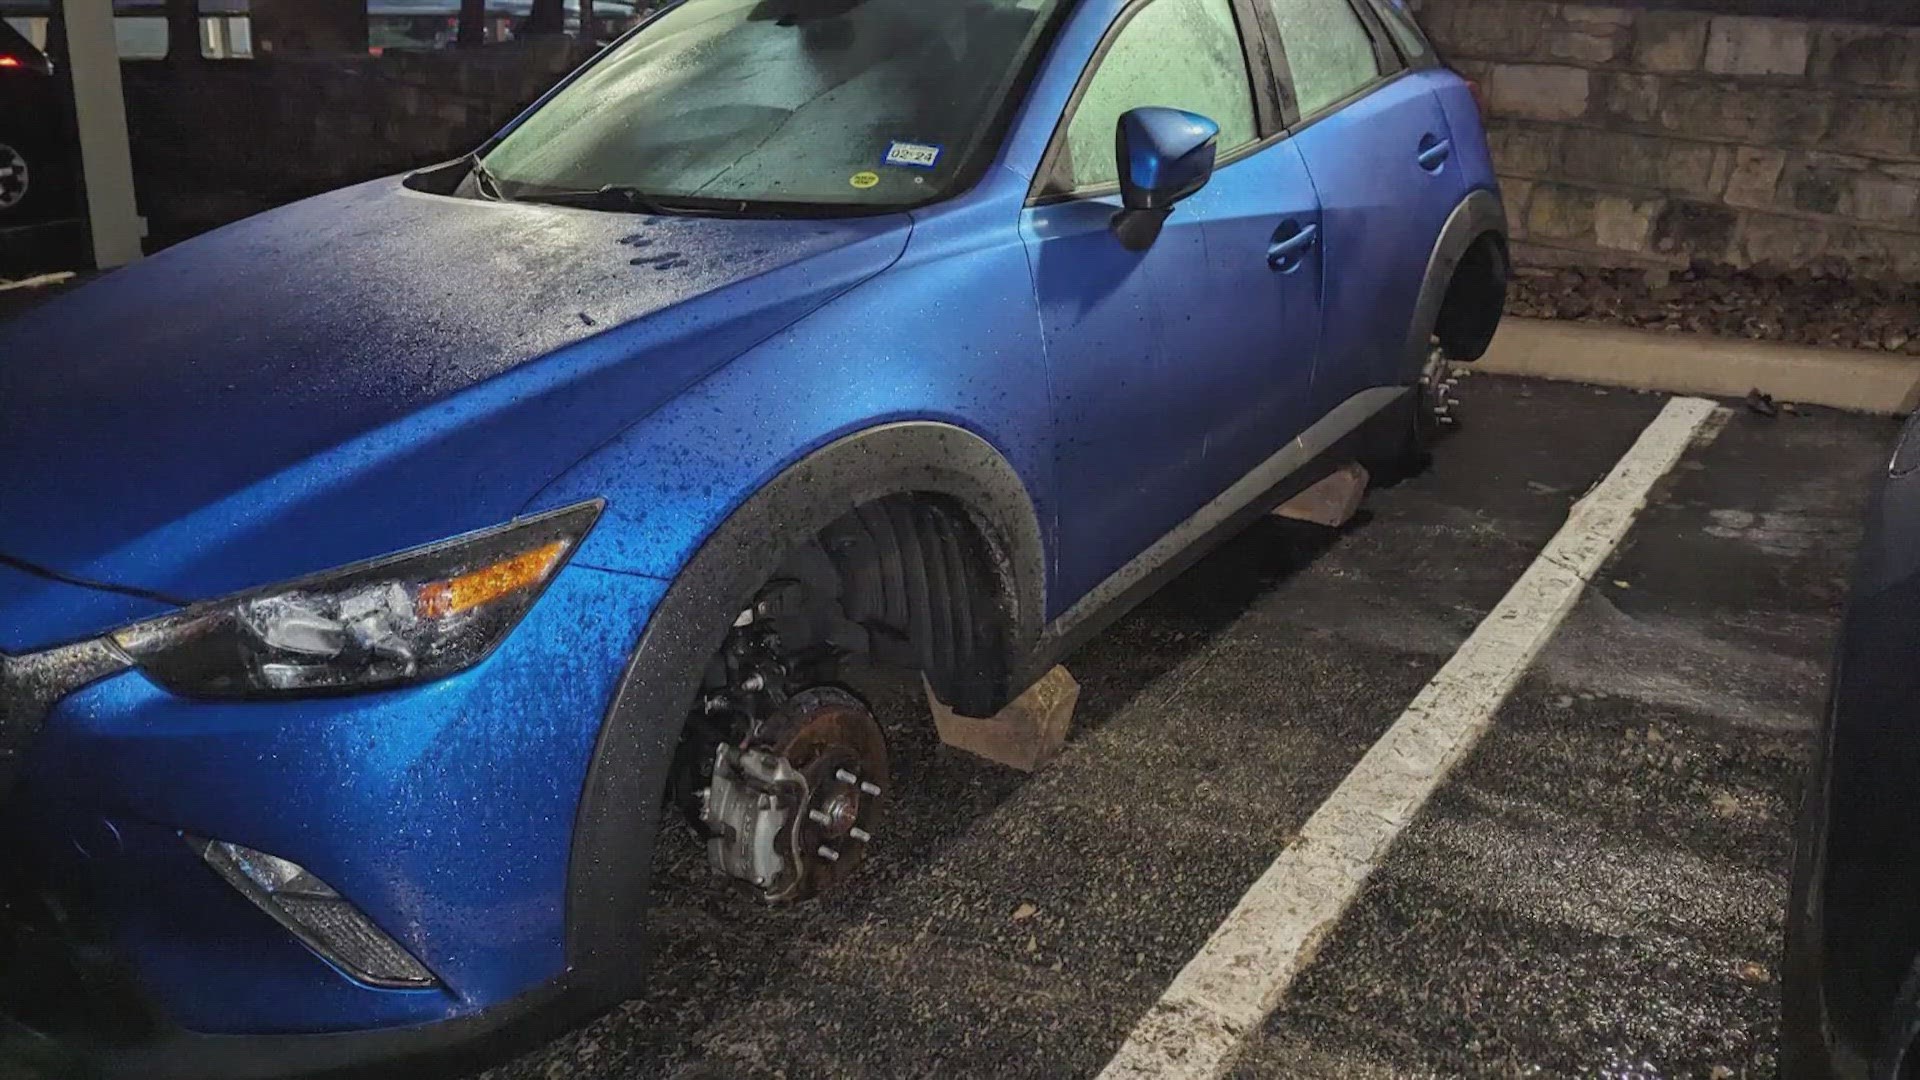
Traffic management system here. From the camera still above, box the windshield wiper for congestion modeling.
[470,157,506,202]
[490,181,862,219]
[509,185,709,216]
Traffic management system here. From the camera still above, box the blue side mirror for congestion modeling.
[1111,107,1220,250]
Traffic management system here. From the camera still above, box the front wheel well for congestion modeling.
[767,493,1019,719]
[1434,230,1509,363]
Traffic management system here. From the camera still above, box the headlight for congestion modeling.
[112,500,603,697]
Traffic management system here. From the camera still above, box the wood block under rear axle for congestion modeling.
[926,665,1080,773]
[1273,461,1369,528]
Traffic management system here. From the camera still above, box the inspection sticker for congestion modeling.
[849,171,880,189]
[882,141,943,170]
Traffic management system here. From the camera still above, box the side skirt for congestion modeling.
[1033,385,1409,667]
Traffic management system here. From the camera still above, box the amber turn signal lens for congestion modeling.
[417,540,568,620]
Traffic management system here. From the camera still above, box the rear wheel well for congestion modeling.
[1434,230,1508,362]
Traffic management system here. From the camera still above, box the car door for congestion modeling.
[1254,0,1469,408]
[1021,0,1325,608]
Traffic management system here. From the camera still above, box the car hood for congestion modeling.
[0,176,910,651]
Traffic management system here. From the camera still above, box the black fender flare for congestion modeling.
[563,421,1046,990]
[1400,187,1508,377]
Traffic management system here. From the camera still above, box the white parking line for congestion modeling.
[1097,396,1724,1080]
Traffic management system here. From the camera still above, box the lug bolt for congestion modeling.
[859,781,882,796]
[809,809,833,826]
[816,845,840,862]
[835,769,859,785]
[848,827,872,843]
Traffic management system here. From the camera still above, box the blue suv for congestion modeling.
[0,0,1505,1074]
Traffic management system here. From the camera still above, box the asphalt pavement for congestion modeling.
[478,374,1893,1079]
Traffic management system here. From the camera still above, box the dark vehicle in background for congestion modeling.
[1785,415,1920,1079]
[0,19,81,269]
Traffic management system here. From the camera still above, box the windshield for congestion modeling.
[479,0,1067,212]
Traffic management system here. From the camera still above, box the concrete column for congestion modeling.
[61,0,143,267]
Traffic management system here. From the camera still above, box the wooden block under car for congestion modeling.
[925,665,1080,773]
[1274,461,1369,528]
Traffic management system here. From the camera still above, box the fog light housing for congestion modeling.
[186,836,437,989]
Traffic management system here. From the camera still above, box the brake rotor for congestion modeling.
[752,686,888,900]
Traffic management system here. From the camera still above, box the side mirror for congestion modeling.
[1111,106,1220,252]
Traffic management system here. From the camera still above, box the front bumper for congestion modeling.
[0,562,666,1075]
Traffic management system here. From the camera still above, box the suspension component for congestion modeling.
[700,686,888,902]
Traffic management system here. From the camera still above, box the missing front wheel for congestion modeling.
[700,687,888,902]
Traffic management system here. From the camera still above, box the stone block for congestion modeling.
[1488,65,1591,122]
[1548,6,1633,65]
[1658,83,1831,147]
[1634,11,1709,74]
[1593,195,1663,252]
[1450,58,1494,83]
[1824,226,1920,280]
[1805,151,1875,171]
[1275,463,1369,528]
[1527,184,1597,241]
[1784,162,1847,215]
[1560,3,1633,28]
[928,667,1079,773]
[1599,72,1663,125]
[1849,177,1920,225]
[1822,97,1918,158]
[1546,27,1627,66]
[1810,26,1920,90]
[1705,18,1810,78]
[1653,200,1739,258]
[1485,121,1561,176]
[1737,212,1829,268]
[1723,147,1786,209]
[1502,177,1535,237]
[1423,0,1556,60]
[1559,129,1718,197]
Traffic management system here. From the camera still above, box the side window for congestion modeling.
[1370,0,1435,65]
[1263,0,1382,119]
[1055,0,1258,192]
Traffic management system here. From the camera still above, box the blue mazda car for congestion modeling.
[0,0,1505,1074]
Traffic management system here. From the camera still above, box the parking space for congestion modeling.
[477,375,1893,1079]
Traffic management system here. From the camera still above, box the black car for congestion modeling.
[0,20,82,261]
[1785,414,1920,1079]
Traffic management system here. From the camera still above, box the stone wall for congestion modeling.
[119,42,588,245]
[1412,0,1920,280]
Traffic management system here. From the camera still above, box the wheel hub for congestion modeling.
[1419,342,1459,429]
[700,687,887,902]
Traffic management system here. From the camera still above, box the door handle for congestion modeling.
[1417,136,1452,171]
[1266,222,1318,272]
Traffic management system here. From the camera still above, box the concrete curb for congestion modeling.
[1475,317,1920,416]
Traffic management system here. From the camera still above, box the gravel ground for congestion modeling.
[1508,263,1920,356]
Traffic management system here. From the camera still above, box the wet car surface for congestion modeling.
[449,375,1890,1079]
